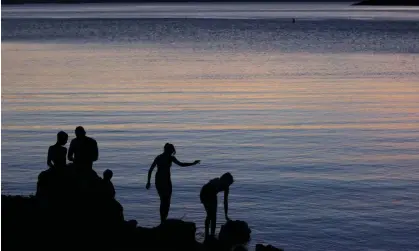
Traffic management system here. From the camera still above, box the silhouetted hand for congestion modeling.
[194,160,201,165]
[146,182,151,190]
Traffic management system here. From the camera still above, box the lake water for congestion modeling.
[2,3,419,250]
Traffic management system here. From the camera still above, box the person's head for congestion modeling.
[103,169,113,181]
[163,143,176,156]
[75,126,86,139]
[57,131,68,146]
[220,172,234,188]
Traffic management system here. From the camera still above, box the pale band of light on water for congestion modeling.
[2,3,419,251]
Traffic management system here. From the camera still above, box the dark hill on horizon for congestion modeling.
[3,0,355,5]
[354,0,419,5]
[3,0,417,6]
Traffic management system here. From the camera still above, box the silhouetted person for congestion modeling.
[103,169,115,199]
[200,172,234,241]
[47,131,68,169]
[38,131,68,202]
[68,126,98,172]
[99,168,123,224]
[146,143,200,223]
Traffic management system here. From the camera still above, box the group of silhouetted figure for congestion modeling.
[43,126,234,242]
[38,126,123,228]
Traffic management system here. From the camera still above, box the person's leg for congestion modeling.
[203,202,211,240]
[161,195,171,223]
[157,182,172,223]
[165,181,172,221]
[158,194,167,223]
[200,188,211,241]
[209,196,217,237]
[156,183,164,223]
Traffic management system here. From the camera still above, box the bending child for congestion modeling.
[200,172,234,241]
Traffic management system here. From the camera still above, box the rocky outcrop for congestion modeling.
[256,244,285,251]
[2,165,283,251]
[219,220,252,248]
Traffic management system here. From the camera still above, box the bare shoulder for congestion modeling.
[155,154,162,162]
[47,145,54,156]
[88,136,97,143]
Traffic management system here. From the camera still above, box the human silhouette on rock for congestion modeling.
[68,126,98,172]
[200,172,234,242]
[98,169,124,224]
[102,169,116,199]
[37,131,69,201]
[47,131,68,169]
[146,143,200,223]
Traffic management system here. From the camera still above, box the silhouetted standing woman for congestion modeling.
[146,143,200,223]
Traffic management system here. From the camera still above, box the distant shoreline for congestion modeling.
[353,0,419,5]
[3,0,418,6]
[2,1,355,5]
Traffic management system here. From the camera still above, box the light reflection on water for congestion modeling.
[2,10,419,250]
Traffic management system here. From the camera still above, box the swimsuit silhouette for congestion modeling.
[200,172,234,241]
[47,131,68,169]
[146,143,200,223]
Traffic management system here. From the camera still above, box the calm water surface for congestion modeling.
[2,3,419,250]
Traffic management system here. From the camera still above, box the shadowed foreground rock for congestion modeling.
[256,244,285,251]
[2,166,283,251]
[219,220,251,248]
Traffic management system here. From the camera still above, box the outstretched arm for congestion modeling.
[47,147,54,168]
[224,188,230,221]
[146,158,157,189]
[172,156,200,167]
